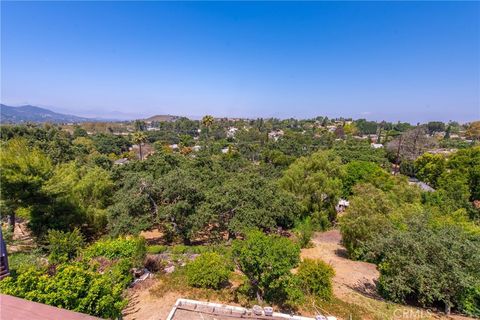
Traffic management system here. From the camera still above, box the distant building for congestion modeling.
[335,199,350,213]
[130,143,155,159]
[326,125,337,133]
[408,178,435,192]
[427,148,456,155]
[113,158,130,165]
[226,127,239,138]
[268,130,284,141]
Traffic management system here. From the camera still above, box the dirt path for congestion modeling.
[123,279,180,320]
[301,230,473,320]
[302,229,379,299]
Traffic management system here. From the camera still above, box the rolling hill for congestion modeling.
[0,104,92,123]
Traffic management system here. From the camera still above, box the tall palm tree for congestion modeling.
[132,131,147,160]
[201,115,214,147]
[201,115,214,129]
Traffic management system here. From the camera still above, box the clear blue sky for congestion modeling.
[1,1,479,122]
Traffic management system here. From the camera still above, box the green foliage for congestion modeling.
[296,259,335,301]
[0,138,52,230]
[340,182,420,259]
[92,133,130,155]
[8,251,43,275]
[332,139,388,166]
[266,273,305,309]
[426,121,445,135]
[458,285,480,317]
[146,245,168,254]
[82,237,146,266]
[372,215,480,313]
[232,230,300,302]
[30,161,114,238]
[280,150,344,226]
[342,161,390,196]
[0,264,129,319]
[199,172,300,239]
[294,217,314,248]
[47,228,85,264]
[186,252,231,289]
[447,146,480,201]
[414,153,446,188]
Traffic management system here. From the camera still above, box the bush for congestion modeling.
[296,258,335,301]
[8,251,43,275]
[144,255,167,273]
[0,263,128,319]
[295,217,314,248]
[458,285,480,317]
[186,252,231,289]
[146,245,167,254]
[374,217,480,314]
[267,274,305,309]
[232,230,300,302]
[82,237,146,265]
[47,228,84,264]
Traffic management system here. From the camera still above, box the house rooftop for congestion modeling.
[0,294,102,320]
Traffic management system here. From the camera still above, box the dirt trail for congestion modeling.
[301,229,379,299]
[123,279,180,320]
[301,230,473,320]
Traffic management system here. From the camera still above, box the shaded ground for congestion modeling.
[5,221,36,253]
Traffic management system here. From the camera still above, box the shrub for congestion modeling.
[144,255,167,273]
[295,217,314,248]
[296,259,335,301]
[0,264,128,319]
[458,285,480,317]
[8,251,44,275]
[267,274,305,309]
[47,228,84,264]
[146,245,167,254]
[186,252,231,289]
[232,230,300,302]
[374,217,480,314]
[82,237,146,265]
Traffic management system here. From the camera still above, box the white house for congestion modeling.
[268,130,284,141]
[226,127,239,138]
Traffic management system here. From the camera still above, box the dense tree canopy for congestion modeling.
[1,118,478,317]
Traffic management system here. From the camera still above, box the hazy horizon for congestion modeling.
[2,2,479,123]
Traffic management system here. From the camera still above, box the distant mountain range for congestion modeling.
[0,104,190,124]
[0,104,93,124]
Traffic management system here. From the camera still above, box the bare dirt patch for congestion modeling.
[301,229,379,299]
[302,230,474,320]
[123,278,180,320]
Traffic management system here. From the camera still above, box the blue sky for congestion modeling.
[1,1,479,122]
